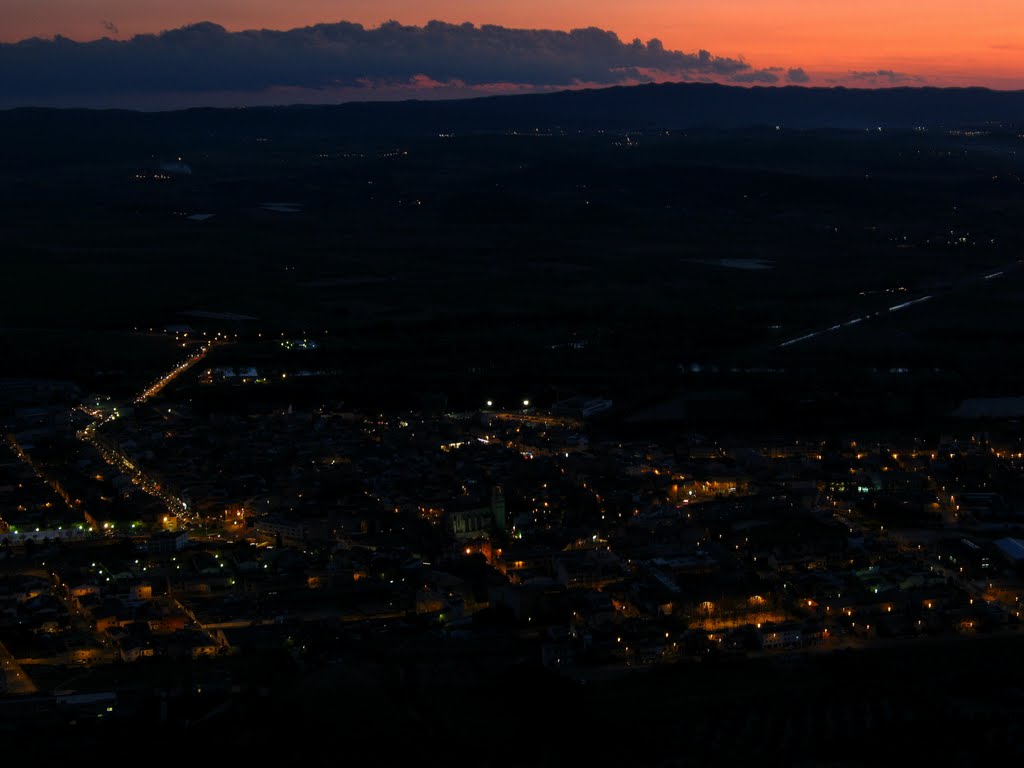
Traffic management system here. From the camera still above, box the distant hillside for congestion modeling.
[346,82,1024,133]
[2,82,1024,151]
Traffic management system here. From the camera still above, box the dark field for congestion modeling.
[3,108,1024,427]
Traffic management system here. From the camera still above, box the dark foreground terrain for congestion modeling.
[5,631,1024,766]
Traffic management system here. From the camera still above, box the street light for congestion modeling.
[486,400,493,408]
[523,399,530,407]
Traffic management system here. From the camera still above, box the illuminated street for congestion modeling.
[74,344,214,526]
[135,343,211,404]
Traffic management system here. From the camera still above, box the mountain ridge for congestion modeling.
[3,81,1024,146]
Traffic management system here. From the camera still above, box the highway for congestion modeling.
[776,259,1023,350]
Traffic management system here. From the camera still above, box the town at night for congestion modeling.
[4,3,1024,764]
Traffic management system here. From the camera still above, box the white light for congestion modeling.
[523,399,530,407]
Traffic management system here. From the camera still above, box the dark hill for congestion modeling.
[2,82,1024,160]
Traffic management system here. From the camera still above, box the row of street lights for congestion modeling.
[485,399,530,409]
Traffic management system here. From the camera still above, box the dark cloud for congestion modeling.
[0,20,785,106]
[848,69,925,85]
[730,70,781,84]
[786,67,810,83]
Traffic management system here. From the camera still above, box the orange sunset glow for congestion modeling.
[4,0,1023,88]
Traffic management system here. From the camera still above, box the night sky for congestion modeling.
[2,0,1022,108]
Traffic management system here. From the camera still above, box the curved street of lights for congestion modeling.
[75,343,212,529]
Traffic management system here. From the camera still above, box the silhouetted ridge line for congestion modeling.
[3,82,1024,138]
